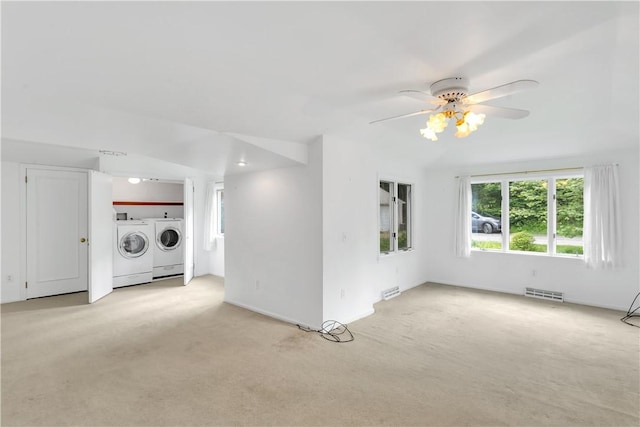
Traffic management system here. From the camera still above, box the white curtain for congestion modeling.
[203,181,216,251]
[454,176,471,258]
[583,164,622,269]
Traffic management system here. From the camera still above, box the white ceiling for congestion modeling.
[2,1,638,175]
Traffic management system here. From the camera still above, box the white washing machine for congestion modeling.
[113,220,154,288]
[149,218,184,279]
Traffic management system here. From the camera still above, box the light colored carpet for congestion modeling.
[1,275,638,426]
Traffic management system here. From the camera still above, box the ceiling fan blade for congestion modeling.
[369,107,439,125]
[468,104,530,119]
[464,80,539,105]
[398,90,445,105]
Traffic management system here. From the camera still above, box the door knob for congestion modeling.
[80,238,86,243]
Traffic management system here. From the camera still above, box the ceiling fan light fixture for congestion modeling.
[421,109,485,140]
[428,112,449,132]
[420,112,449,141]
[420,126,439,141]
[372,76,538,141]
[454,111,486,138]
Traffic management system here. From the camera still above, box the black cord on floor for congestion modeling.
[620,291,640,328]
[297,320,354,343]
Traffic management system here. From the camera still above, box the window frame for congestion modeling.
[470,170,583,258]
[378,177,414,256]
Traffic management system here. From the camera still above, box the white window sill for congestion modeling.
[378,248,414,259]
[471,248,583,259]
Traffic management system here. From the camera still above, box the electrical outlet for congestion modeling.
[340,288,345,299]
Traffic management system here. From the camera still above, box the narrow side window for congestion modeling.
[397,183,412,251]
[216,188,224,235]
[379,181,394,254]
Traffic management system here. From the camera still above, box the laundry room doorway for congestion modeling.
[111,175,193,286]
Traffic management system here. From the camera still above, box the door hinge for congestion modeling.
[25,281,28,289]
[25,175,28,183]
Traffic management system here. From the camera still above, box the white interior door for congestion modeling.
[88,171,113,303]
[183,177,194,285]
[26,168,88,298]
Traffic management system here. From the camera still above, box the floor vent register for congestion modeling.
[525,287,564,302]
[382,286,401,301]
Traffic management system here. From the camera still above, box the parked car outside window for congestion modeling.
[472,211,501,234]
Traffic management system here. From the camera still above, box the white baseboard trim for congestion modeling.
[427,280,629,312]
[224,298,320,329]
[224,298,376,330]
[562,297,628,313]
[332,307,375,326]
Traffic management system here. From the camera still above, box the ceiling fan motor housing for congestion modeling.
[430,77,469,101]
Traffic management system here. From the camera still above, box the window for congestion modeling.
[379,180,413,254]
[509,179,548,253]
[471,182,502,250]
[216,187,224,235]
[471,173,583,256]
[555,177,584,255]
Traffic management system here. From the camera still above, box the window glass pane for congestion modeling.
[379,181,393,253]
[556,177,584,255]
[397,183,411,250]
[471,182,502,250]
[509,180,547,252]
[217,189,225,235]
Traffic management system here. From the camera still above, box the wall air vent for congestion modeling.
[382,286,401,301]
[525,287,564,302]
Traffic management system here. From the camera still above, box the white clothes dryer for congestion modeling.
[151,218,184,279]
[113,220,154,287]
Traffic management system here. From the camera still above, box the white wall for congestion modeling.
[424,147,639,311]
[206,236,225,278]
[321,134,430,324]
[224,140,324,329]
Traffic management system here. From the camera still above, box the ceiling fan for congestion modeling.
[370,77,539,140]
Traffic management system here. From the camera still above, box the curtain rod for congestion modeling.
[455,164,618,179]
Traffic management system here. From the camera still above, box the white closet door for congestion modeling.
[26,168,88,298]
[88,171,114,303]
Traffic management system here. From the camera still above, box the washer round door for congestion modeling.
[118,231,149,258]
[157,227,182,251]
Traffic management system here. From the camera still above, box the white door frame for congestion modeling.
[19,164,91,301]
[183,177,195,285]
